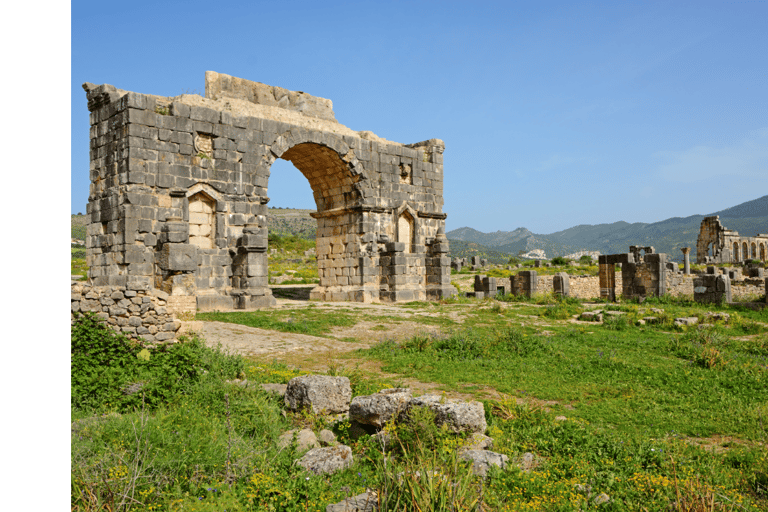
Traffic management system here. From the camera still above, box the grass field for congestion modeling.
[72,291,768,511]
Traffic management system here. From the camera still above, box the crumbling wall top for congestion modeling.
[205,71,337,122]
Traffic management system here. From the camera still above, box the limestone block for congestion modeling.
[295,445,353,475]
[349,388,412,429]
[157,244,198,272]
[405,395,486,434]
[285,375,352,414]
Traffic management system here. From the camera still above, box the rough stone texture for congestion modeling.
[349,388,412,429]
[459,449,508,476]
[674,317,699,327]
[696,216,768,264]
[83,73,456,308]
[406,394,487,434]
[553,272,569,297]
[318,429,337,447]
[71,281,179,343]
[296,445,353,475]
[326,493,378,512]
[693,274,732,304]
[285,375,352,414]
[462,433,494,451]
[278,429,319,451]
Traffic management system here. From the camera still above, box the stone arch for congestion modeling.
[743,241,749,261]
[733,242,740,262]
[268,135,368,301]
[393,202,420,253]
[187,191,216,249]
[760,243,766,261]
[750,242,757,260]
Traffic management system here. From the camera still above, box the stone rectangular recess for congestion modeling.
[83,72,457,313]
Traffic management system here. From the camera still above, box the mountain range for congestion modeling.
[447,195,768,260]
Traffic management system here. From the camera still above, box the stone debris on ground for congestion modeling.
[296,445,354,475]
[349,388,413,429]
[285,375,352,414]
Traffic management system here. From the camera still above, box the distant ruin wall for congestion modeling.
[696,216,768,264]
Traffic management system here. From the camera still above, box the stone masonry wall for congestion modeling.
[72,281,181,343]
[83,71,456,311]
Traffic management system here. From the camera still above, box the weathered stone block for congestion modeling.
[157,244,198,271]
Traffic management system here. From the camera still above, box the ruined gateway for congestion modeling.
[84,72,456,312]
[696,216,768,264]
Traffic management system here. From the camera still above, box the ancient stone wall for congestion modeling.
[696,216,768,264]
[83,72,456,313]
[71,282,181,343]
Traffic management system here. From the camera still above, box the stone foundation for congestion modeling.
[71,282,181,343]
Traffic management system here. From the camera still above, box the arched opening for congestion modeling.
[397,210,415,253]
[266,142,362,300]
[750,242,757,260]
[733,242,740,262]
[188,192,215,249]
[743,242,749,262]
[760,243,766,262]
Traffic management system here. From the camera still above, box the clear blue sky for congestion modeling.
[71,0,768,234]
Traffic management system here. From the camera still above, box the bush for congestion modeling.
[551,256,568,266]
[71,313,243,411]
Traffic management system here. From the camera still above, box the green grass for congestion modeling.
[196,309,358,337]
[72,304,768,511]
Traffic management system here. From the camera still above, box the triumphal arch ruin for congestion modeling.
[84,72,456,312]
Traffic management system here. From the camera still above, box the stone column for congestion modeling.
[681,247,691,275]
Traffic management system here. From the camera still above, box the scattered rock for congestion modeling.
[350,388,412,429]
[318,429,337,447]
[278,429,319,451]
[285,375,352,414]
[326,492,378,512]
[555,415,567,421]
[462,433,494,451]
[296,445,354,475]
[580,311,603,322]
[593,493,611,505]
[406,394,487,434]
[459,449,508,476]
[643,316,660,324]
[674,317,699,327]
[604,311,625,317]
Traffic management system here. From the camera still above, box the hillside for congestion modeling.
[448,194,768,259]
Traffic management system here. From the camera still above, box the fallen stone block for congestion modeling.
[674,317,699,327]
[296,445,353,475]
[285,375,352,414]
[349,388,412,429]
[278,429,319,451]
[326,492,378,512]
[459,449,508,476]
[405,394,487,434]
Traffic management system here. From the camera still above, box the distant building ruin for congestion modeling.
[696,216,768,264]
[83,71,456,313]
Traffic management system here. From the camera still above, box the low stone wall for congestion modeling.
[71,282,181,343]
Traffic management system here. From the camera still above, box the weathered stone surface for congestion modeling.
[459,449,508,476]
[278,429,319,451]
[326,492,378,512]
[674,317,699,327]
[349,388,412,429]
[285,375,352,414]
[318,429,337,447]
[296,445,353,475]
[83,73,456,307]
[462,433,494,451]
[405,394,487,434]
